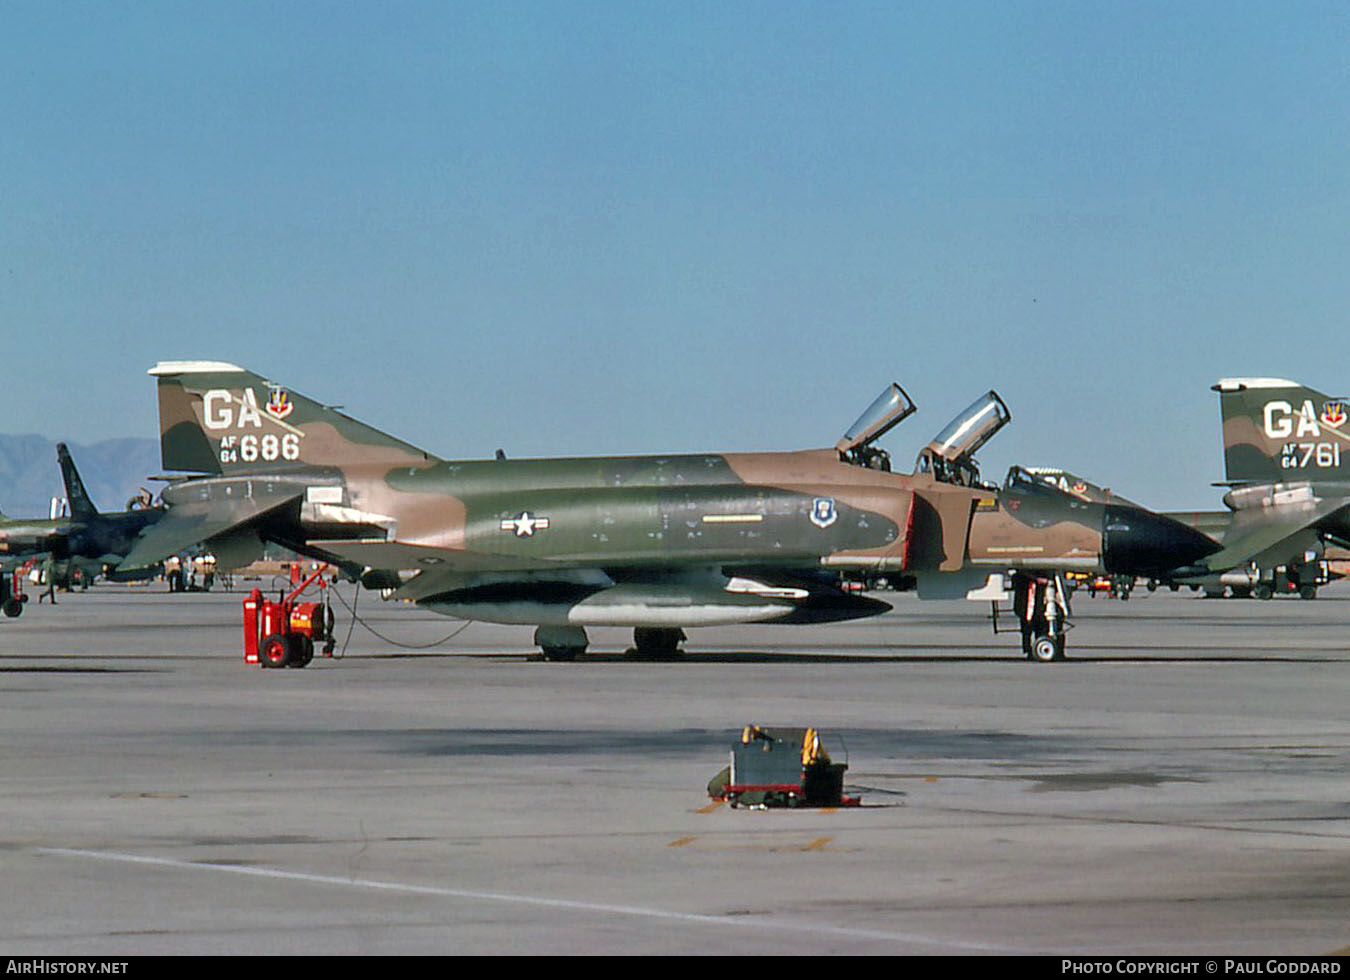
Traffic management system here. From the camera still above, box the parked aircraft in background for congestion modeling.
[0,444,163,616]
[1139,379,1350,600]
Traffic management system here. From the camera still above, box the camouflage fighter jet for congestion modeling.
[119,362,1217,662]
[0,443,164,616]
[1162,378,1350,600]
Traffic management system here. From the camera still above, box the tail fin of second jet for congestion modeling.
[1214,378,1350,485]
[56,443,99,521]
[149,361,440,475]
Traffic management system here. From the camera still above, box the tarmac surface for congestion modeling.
[0,580,1347,956]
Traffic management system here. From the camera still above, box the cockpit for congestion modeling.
[998,463,1099,528]
[914,391,1011,489]
[835,383,916,472]
[1005,466,1137,507]
[835,385,1013,487]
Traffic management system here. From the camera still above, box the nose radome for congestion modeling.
[1101,505,1220,576]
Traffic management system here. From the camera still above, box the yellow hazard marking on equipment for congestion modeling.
[701,514,764,524]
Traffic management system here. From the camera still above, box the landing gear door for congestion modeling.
[835,383,916,470]
[916,391,1010,486]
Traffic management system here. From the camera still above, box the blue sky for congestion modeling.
[4,1,1348,508]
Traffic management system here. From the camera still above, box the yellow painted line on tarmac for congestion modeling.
[668,837,697,848]
[697,800,724,814]
[802,837,833,852]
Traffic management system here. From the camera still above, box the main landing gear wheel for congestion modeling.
[540,645,584,662]
[626,627,686,661]
[535,625,588,662]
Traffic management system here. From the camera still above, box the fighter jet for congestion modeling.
[120,362,1216,662]
[1169,378,1350,599]
[0,444,163,617]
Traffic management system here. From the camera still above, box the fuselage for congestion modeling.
[196,446,1181,630]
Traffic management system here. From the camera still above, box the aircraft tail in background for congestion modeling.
[1214,378,1350,486]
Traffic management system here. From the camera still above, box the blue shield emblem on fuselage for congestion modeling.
[810,497,838,529]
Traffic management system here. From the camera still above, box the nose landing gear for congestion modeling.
[1006,571,1070,662]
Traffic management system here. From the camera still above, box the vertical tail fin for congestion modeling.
[56,443,99,520]
[1214,378,1350,485]
[149,361,439,474]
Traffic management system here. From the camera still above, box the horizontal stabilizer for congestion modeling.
[116,488,305,573]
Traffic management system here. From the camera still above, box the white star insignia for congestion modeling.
[501,512,550,537]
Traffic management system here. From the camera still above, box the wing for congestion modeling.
[306,538,594,603]
[116,488,305,574]
[307,538,553,576]
[1202,497,1350,572]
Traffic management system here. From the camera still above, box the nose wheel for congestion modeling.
[1030,632,1066,663]
[1012,572,1071,662]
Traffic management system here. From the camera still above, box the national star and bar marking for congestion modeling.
[501,512,550,537]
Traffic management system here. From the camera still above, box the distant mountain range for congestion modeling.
[0,434,162,519]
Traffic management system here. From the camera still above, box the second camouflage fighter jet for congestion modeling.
[1172,378,1350,599]
[119,362,1216,661]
